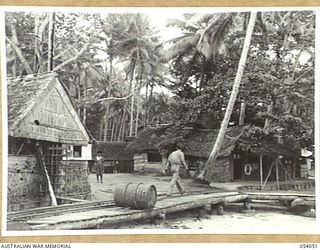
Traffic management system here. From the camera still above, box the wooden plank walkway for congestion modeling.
[28,191,247,230]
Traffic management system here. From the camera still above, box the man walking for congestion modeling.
[95,150,104,183]
[165,143,189,196]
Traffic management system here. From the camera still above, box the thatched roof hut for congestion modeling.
[96,142,134,161]
[127,124,300,159]
[128,124,301,183]
[126,125,171,153]
[7,73,92,210]
[8,73,89,145]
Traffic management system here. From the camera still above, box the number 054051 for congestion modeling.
[300,244,318,248]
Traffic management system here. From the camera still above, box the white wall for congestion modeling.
[134,152,165,173]
[63,144,92,161]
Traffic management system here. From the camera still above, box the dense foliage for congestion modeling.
[5,10,315,151]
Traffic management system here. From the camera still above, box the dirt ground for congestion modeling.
[88,172,215,201]
[88,173,317,233]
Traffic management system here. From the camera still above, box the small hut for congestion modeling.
[94,142,134,173]
[7,73,91,211]
[126,125,170,173]
[127,124,301,185]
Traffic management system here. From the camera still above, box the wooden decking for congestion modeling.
[24,191,247,230]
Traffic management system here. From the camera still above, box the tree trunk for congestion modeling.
[99,116,104,141]
[110,118,115,141]
[47,12,55,72]
[199,61,206,95]
[77,85,81,116]
[118,108,126,141]
[135,87,141,137]
[33,15,41,73]
[6,37,33,75]
[264,101,273,129]
[103,112,109,141]
[103,55,113,141]
[129,66,136,137]
[83,88,86,125]
[144,82,149,128]
[198,12,257,183]
[118,78,133,141]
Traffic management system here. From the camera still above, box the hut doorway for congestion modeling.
[233,153,242,180]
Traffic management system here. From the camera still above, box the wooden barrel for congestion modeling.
[134,183,157,209]
[113,182,157,210]
[114,182,133,207]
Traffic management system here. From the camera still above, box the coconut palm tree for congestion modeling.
[165,13,238,93]
[115,13,161,137]
[198,12,257,182]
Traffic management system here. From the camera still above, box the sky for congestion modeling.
[147,12,184,43]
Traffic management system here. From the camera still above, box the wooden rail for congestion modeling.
[7,200,114,221]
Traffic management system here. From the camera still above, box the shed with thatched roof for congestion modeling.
[7,73,91,211]
[93,142,134,173]
[127,124,301,183]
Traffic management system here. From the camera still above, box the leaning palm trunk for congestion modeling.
[198,11,257,182]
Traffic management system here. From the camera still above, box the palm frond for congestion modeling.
[197,13,234,59]
[165,32,201,60]
[166,18,199,32]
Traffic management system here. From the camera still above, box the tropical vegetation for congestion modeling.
[5,10,315,181]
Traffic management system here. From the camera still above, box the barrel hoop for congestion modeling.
[133,183,144,209]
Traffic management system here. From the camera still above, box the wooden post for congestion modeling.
[158,212,166,220]
[217,204,224,215]
[262,160,275,190]
[293,160,296,181]
[36,143,58,206]
[203,204,212,214]
[243,198,251,210]
[259,155,263,189]
[276,158,280,190]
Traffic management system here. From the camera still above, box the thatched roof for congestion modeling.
[127,125,247,158]
[126,125,171,152]
[7,73,90,145]
[128,124,300,158]
[184,126,248,158]
[238,131,301,157]
[8,73,56,130]
[96,142,133,161]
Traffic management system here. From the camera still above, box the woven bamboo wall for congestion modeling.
[206,157,232,183]
[7,155,50,211]
[60,160,91,200]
